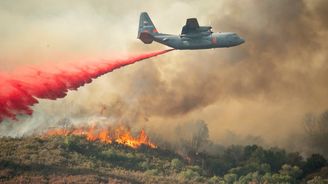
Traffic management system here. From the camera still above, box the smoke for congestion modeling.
[0,0,327,154]
[0,49,172,121]
[302,110,328,156]
[110,0,328,151]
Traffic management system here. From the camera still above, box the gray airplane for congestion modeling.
[138,12,245,50]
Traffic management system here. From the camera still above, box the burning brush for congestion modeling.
[44,124,157,149]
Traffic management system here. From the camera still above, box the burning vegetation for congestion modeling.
[44,124,156,149]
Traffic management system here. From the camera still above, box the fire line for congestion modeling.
[44,125,157,149]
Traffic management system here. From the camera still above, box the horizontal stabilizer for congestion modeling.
[139,32,153,44]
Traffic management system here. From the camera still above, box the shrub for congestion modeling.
[307,176,328,184]
[189,165,202,174]
[126,153,135,159]
[208,175,224,184]
[223,173,238,184]
[271,173,292,183]
[145,169,159,176]
[171,159,183,171]
[179,169,200,180]
[279,164,302,180]
[139,161,150,170]
[101,149,118,160]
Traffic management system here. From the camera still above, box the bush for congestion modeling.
[179,169,200,180]
[139,161,150,170]
[101,149,118,159]
[307,176,328,184]
[126,153,135,159]
[238,172,253,184]
[271,173,292,183]
[208,175,223,184]
[279,164,302,179]
[171,159,183,171]
[145,169,160,176]
[223,173,238,184]
[188,165,202,174]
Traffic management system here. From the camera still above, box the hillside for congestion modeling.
[0,136,327,184]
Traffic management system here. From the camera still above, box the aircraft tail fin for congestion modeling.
[138,12,159,44]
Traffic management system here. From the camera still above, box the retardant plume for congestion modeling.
[0,49,173,122]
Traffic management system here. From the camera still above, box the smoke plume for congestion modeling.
[0,0,327,154]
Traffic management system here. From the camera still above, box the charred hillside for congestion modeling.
[0,136,327,184]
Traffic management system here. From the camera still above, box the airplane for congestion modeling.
[138,12,245,50]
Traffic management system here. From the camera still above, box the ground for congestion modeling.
[0,136,327,184]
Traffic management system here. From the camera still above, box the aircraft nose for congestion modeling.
[239,37,245,44]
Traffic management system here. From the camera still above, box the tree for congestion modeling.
[279,164,302,183]
[222,145,245,167]
[248,146,266,163]
[190,120,209,152]
[263,147,288,172]
[244,145,259,160]
[174,120,209,154]
[304,111,328,156]
[303,154,327,175]
[286,152,304,167]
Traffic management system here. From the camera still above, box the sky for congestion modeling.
[0,0,327,153]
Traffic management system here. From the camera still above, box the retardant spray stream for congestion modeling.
[0,49,173,122]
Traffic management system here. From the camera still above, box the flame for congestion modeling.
[44,125,156,149]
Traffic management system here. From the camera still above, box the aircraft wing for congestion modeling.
[181,18,200,34]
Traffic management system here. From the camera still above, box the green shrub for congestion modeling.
[279,164,302,179]
[145,169,160,176]
[189,165,202,174]
[171,159,183,171]
[271,173,292,183]
[101,149,118,160]
[223,173,238,184]
[139,161,150,170]
[179,169,200,180]
[208,175,224,184]
[126,153,135,159]
[307,176,328,184]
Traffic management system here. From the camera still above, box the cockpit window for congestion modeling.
[230,33,239,39]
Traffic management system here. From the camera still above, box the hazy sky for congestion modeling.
[0,0,327,151]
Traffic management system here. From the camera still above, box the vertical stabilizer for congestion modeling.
[138,12,159,44]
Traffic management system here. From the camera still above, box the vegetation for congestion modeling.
[0,136,327,183]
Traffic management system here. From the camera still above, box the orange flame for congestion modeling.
[44,125,156,149]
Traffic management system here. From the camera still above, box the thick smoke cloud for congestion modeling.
[0,0,327,154]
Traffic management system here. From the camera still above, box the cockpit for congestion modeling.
[228,33,245,45]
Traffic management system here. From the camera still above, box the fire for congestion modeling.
[45,125,157,149]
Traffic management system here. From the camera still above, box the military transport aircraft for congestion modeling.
[138,12,245,50]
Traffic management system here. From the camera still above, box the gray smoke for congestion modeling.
[0,0,327,155]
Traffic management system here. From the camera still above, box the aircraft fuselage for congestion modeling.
[138,12,245,50]
[153,32,244,50]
